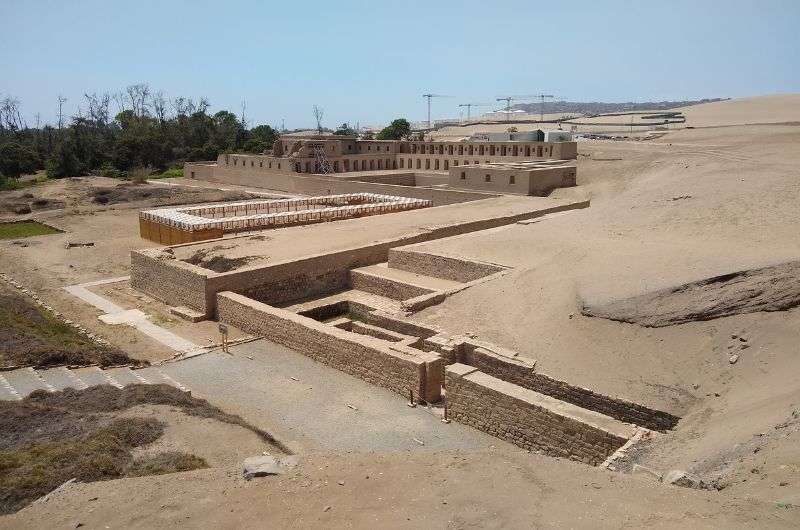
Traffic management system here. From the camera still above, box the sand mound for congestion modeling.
[581,260,800,327]
[679,94,800,127]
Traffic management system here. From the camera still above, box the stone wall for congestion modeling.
[217,292,443,402]
[446,364,633,465]
[460,346,679,431]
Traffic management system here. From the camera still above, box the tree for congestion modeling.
[46,138,84,178]
[334,123,357,136]
[0,141,39,178]
[249,124,278,148]
[312,105,324,134]
[376,118,411,140]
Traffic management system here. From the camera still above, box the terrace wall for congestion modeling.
[217,291,443,402]
[445,364,632,465]
[460,346,680,431]
[389,248,506,282]
[130,250,212,314]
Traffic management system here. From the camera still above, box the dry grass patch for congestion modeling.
[0,384,287,514]
[0,282,134,369]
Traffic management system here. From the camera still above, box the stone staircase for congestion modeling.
[349,262,464,301]
[0,364,189,401]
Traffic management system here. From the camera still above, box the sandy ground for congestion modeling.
[5,448,796,529]
[406,123,800,504]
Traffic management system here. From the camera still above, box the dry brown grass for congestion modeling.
[0,384,287,514]
[0,282,135,369]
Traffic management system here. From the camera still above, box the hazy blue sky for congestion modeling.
[1,0,798,129]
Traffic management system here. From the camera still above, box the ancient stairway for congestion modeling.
[0,365,190,401]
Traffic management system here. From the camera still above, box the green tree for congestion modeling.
[334,123,357,136]
[46,138,85,178]
[376,119,411,140]
[249,124,278,148]
[0,141,40,178]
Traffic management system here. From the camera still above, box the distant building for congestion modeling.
[449,160,576,197]
[186,134,577,196]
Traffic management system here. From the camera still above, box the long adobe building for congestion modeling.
[186,133,578,199]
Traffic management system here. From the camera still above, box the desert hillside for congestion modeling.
[432,94,800,138]
[412,97,800,502]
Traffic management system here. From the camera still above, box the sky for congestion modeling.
[1,0,798,129]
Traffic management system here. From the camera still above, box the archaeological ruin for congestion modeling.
[126,130,682,466]
[184,133,577,198]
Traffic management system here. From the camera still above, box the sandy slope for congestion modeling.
[678,94,800,127]
[408,120,800,501]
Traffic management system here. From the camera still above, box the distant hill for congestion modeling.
[513,98,727,116]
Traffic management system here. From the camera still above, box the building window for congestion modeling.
[460,172,466,180]
[259,162,263,167]
[509,175,515,184]
[485,174,491,182]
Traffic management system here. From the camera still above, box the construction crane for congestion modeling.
[495,95,538,122]
[422,94,453,129]
[534,94,555,122]
[458,103,490,122]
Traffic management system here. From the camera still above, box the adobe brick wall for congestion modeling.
[184,162,216,180]
[460,346,679,431]
[130,199,590,317]
[389,248,506,282]
[217,291,443,402]
[349,268,434,301]
[446,364,633,465]
[130,249,211,314]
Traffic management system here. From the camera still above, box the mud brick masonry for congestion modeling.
[446,364,634,466]
[185,134,577,198]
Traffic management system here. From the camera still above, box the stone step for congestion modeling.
[0,373,22,400]
[3,367,52,398]
[349,263,463,301]
[71,366,122,388]
[38,367,87,392]
[134,366,190,392]
[104,367,149,387]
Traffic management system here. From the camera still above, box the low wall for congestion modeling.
[217,291,442,402]
[130,250,211,314]
[446,364,632,465]
[349,268,434,301]
[184,162,216,180]
[460,346,679,431]
[389,248,506,282]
